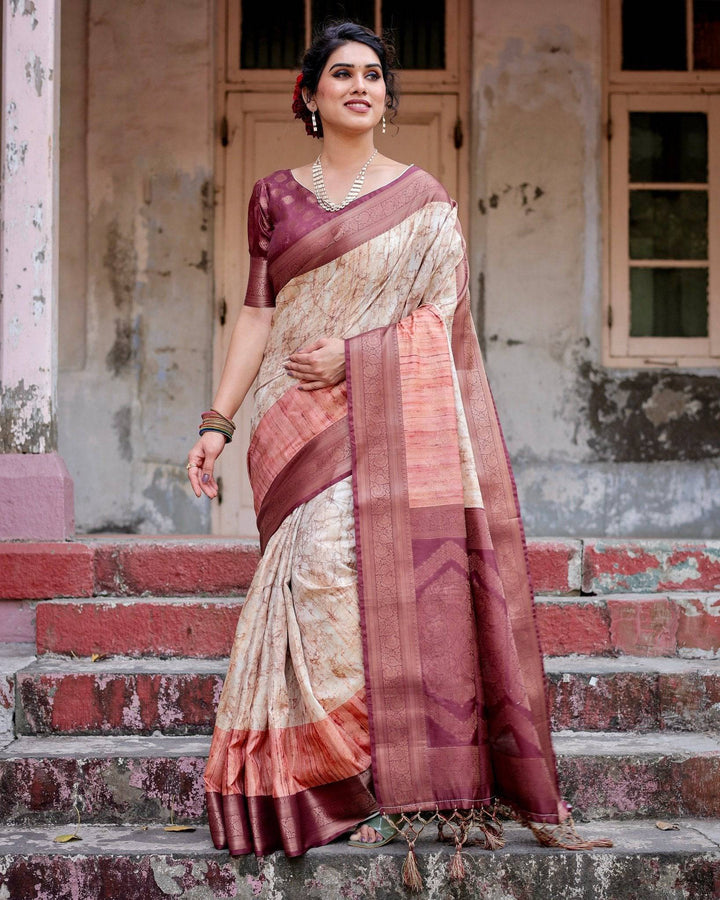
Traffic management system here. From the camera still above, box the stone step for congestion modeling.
[0,644,35,744]
[35,591,720,659]
[536,593,720,658]
[14,656,720,737]
[0,732,718,826]
[1,819,719,900]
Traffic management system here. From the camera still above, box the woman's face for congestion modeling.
[309,42,387,136]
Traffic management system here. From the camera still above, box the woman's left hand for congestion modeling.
[284,337,345,390]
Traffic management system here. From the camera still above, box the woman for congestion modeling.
[188,21,609,887]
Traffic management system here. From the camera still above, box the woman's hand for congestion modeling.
[187,431,228,499]
[284,337,345,390]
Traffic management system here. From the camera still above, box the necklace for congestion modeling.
[312,149,378,212]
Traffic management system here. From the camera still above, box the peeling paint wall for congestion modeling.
[57,0,214,533]
[1,0,60,454]
[473,0,720,537]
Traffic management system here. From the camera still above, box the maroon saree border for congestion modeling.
[256,416,352,552]
[206,768,376,858]
[345,324,430,808]
[269,168,450,297]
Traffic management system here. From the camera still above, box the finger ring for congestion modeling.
[186,462,198,470]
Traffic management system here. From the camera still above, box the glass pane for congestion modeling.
[241,0,304,69]
[312,0,374,31]
[622,0,687,70]
[630,267,708,337]
[694,0,720,68]
[629,190,708,260]
[383,0,445,69]
[630,113,708,184]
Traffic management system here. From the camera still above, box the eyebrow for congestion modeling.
[328,62,381,70]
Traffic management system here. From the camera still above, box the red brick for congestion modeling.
[535,599,611,656]
[608,596,680,657]
[527,540,581,595]
[674,594,720,655]
[583,540,720,594]
[91,539,260,596]
[36,599,243,658]
[0,544,93,600]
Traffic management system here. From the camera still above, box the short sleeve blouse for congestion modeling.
[243,179,275,308]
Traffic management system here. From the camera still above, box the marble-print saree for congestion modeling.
[204,167,563,860]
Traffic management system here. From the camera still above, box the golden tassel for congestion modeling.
[449,844,466,881]
[402,843,423,892]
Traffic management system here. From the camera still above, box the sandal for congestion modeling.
[348,812,402,848]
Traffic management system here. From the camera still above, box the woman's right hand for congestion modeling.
[187,431,228,499]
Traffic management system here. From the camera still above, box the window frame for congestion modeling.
[604,0,720,368]
[225,0,462,91]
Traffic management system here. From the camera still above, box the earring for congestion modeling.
[382,113,386,135]
[311,110,318,134]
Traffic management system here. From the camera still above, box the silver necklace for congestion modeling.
[312,149,378,212]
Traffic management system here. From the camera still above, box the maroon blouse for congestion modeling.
[243,167,417,308]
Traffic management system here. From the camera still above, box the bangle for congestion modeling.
[198,408,236,443]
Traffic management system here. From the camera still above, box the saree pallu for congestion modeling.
[204,169,563,859]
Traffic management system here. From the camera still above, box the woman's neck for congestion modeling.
[318,131,377,171]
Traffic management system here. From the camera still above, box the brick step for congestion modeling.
[5,537,720,604]
[545,657,720,732]
[36,598,245,659]
[1,732,718,826]
[16,657,225,736]
[36,592,720,659]
[14,656,720,737]
[1,820,719,900]
[536,594,720,658]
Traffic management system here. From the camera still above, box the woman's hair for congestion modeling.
[292,21,399,138]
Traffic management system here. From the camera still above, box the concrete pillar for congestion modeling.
[0,0,73,539]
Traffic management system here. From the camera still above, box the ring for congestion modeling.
[186,462,198,470]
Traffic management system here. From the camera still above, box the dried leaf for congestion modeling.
[164,825,196,832]
[656,821,680,831]
[90,653,108,663]
[54,833,82,843]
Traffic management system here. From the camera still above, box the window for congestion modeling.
[606,0,720,366]
[226,0,459,87]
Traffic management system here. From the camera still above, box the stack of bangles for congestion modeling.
[198,408,236,443]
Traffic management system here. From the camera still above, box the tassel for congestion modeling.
[449,844,466,881]
[402,843,423,893]
[480,821,506,851]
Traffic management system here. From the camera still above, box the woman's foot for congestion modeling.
[349,822,384,843]
[348,812,402,847]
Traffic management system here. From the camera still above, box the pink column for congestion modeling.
[0,0,73,539]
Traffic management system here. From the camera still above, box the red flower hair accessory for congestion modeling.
[292,73,316,137]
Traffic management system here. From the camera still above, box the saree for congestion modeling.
[204,166,564,861]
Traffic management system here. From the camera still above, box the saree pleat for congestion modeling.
[205,167,563,858]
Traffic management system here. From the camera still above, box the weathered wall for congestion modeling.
[58,0,214,533]
[473,0,720,536]
[55,0,719,537]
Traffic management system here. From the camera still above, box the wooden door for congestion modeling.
[213,0,470,536]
